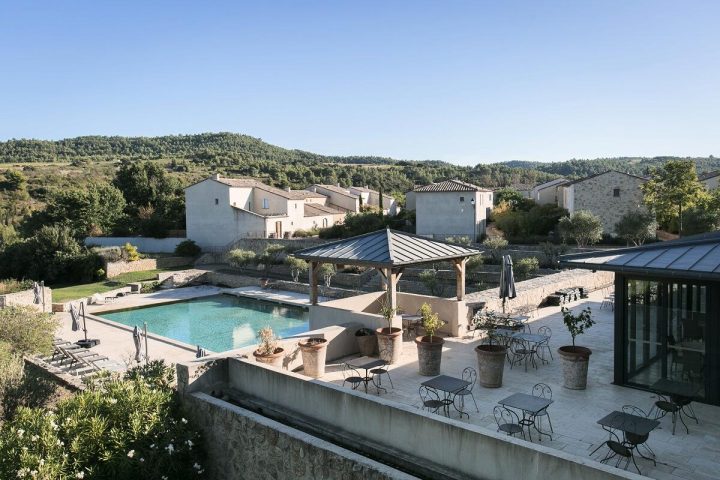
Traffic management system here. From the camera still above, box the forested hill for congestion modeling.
[503,156,720,178]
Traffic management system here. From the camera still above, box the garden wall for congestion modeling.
[85,236,187,253]
[105,256,193,278]
[0,287,53,312]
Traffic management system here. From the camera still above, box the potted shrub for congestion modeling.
[473,309,512,388]
[298,337,328,378]
[252,326,284,368]
[558,306,595,390]
[415,303,445,376]
[355,327,377,356]
[376,294,403,364]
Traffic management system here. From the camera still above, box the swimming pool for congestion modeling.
[101,294,309,352]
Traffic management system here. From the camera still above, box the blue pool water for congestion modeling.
[101,294,309,352]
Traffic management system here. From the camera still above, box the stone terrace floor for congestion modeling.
[320,290,720,480]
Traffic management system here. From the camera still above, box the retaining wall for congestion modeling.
[0,287,53,312]
[105,256,193,278]
[85,236,187,253]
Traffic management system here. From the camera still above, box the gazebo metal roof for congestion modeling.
[293,229,481,267]
[559,231,720,281]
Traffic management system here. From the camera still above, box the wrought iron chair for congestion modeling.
[456,367,479,413]
[508,338,534,371]
[531,383,554,435]
[600,294,615,311]
[621,405,656,465]
[650,394,687,435]
[493,406,525,439]
[600,440,640,474]
[342,363,364,391]
[419,385,444,415]
[370,357,394,390]
[536,326,553,362]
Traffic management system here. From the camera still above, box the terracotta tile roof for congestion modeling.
[563,170,647,186]
[310,184,357,198]
[303,203,344,217]
[413,179,491,193]
[215,177,320,200]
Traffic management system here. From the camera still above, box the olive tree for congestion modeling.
[558,211,603,247]
[614,211,657,246]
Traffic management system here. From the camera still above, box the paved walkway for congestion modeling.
[321,290,720,480]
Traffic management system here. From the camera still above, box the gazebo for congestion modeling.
[292,228,481,310]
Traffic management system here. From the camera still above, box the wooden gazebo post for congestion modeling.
[453,258,467,301]
[309,261,320,305]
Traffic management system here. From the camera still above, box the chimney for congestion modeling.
[213,173,221,180]
[286,187,291,192]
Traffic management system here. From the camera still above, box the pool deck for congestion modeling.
[55,285,324,369]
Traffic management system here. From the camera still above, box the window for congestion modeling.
[214,198,219,205]
[459,196,465,202]
[488,194,492,201]
[613,188,620,197]
[323,218,328,227]
[262,198,269,209]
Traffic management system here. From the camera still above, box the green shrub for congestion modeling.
[514,257,539,280]
[419,269,444,296]
[558,211,603,247]
[292,228,318,238]
[465,255,484,272]
[0,279,34,295]
[538,242,569,269]
[482,237,508,263]
[174,239,201,257]
[0,361,206,479]
[227,249,256,268]
[122,243,140,262]
[0,307,57,357]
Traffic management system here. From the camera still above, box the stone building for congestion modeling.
[558,170,648,235]
[529,178,568,205]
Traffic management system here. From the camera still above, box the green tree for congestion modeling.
[614,211,658,246]
[0,170,27,191]
[641,160,708,234]
[558,211,603,247]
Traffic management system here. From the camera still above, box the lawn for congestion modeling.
[51,268,186,303]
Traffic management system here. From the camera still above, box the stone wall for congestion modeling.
[464,269,614,315]
[0,287,53,312]
[571,171,647,234]
[185,393,415,480]
[105,256,192,278]
[85,236,187,253]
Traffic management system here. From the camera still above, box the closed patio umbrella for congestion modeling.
[133,326,143,363]
[32,282,41,304]
[196,345,207,358]
[499,254,517,313]
[70,303,80,332]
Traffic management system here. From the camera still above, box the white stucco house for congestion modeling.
[409,179,493,241]
[530,178,568,205]
[185,175,345,250]
[307,184,398,215]
[558,170,648,234]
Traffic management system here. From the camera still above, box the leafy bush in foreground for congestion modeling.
[0,361,205,480]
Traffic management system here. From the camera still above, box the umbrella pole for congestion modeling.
[81,303,88,342]
[144,322,149,364]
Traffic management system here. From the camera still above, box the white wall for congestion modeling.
[85,236,187,253]
[415,191,487,240]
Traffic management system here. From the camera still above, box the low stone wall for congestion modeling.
[0,287,53,312]
[464,269,614,314]
[185,393,415,480]
[85,236,186,253]
[105,256,193,278]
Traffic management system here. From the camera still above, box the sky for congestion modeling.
[1,1,719,165]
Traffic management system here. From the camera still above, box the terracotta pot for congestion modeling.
[376,327,403,364]
[356,332,377,356]
[415,336,444,376]
[299,338,328,378]
[475,344,508,388]
[558,346,592,390]
[253,347,285,368]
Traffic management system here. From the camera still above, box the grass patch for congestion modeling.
[51,267,186,303]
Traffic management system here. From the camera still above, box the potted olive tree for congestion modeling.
[298,336,328,378]
[355,327,377,356]
[558,306,595,390]
[252,326,284,368]
[376,294,403,364]
[415,303,445,376]
[473,310,512,388]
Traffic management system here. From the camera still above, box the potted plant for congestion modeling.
[415,303,446,376]
[252,326,284,368]
[355,327,377,356]
[558,306,595,390]
[473,309,512,388]
[298,337,328,378]
[376,294,403,364]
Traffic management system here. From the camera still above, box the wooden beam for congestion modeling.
[454,258,467,301]
[387,267,398,315]
[376,267,388,290]
[309,261,320,305]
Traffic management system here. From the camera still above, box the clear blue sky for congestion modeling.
[1,1,718,164]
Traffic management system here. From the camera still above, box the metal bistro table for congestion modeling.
[498,393,553,441]
[346,358,388,394]
[421,375,471,419]
[651,378,701,434]
[510,332,549,369]
[591,411,660,473]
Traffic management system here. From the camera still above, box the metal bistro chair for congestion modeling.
[456,367,479,413]
[621,405,656,466]
[531,383,554,436]
[370,357,394,390]
[600,294,615,311]
[536,326,553,363]
[508,338,534,371]
[493,406,525,440]
[600,440,640,475]
[342,363,364,391]
[650,394,687,435]
[419,385,444,415]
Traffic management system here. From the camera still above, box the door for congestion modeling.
[275,221,282,239]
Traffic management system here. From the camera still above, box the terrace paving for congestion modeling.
[320,290,720,480]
